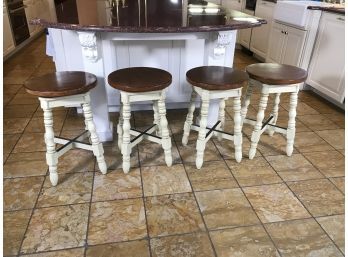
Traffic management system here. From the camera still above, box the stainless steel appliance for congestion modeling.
[7,0,30,45]
[245,0,256,11]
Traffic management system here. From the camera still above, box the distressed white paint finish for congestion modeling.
[39,92,107,186]
[242,79,300,159]
[119,89,173,173]
[183,86,243,169]
[241,81,254,125]
[48,29,237,141]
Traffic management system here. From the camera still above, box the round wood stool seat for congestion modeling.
[24,71,97,98]
[186,66,249,91]
[246,63,308,85]
[108,67,172,93]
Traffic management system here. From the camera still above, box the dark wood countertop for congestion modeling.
[308,5,345,15]
[31,0,266,33]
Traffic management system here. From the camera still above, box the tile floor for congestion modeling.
[3,35,345,257]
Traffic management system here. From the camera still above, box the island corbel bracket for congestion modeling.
[214,31,235,59]
[77,32,99,63]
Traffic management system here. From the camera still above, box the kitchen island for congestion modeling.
[32,0,266,141]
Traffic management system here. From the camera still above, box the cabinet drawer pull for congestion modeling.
[337,17,345,21]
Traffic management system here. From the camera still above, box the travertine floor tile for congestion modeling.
[4,134,21,153]
[25,116,65,133]
[58,149,95,174]
[21,248,85,257]
[185,160,238,191]
[138,142,181,167]
[3,118,30,134]
[303,151,344,177]
[243,183,310,223]
[294,132,335,153]
[61,116,86,131]
[316,215,345,253]
[9,93,39,105]
[93,168,142,202]
[323,113,345,128]
[265,219,343,257]
[287,179,344,217]
[13,133,46,153]
[4,104,38,118]
[177,140,222,163]
[210,225,280,257]
[330,177,345,194]
[316,129,344,150]
[257,134,298,157]
[3,83,22,94]
[145,193,205,237]
[88,199,146,245]
[142,164,191,197]
[281,102,319,116]
[21,204,89,253]
[5,158,48,180]
[86,240,150,257]
[150,232,215,257]
[306,100,342,115]
[37,172,93,207]
[226,157,282,186]
[195,189,260,229]
[297,114,339,131]
[98,146,139,171]
[266,154,323,182]
[4,177,44,211]
[4,210,32,256]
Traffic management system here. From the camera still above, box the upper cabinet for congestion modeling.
[266,21,307,66]
[3,3,15,56]
[249,0,275,59]
[306,12,345,103]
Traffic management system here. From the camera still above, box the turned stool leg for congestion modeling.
[82,99,107,174]
[117,102,123,151]
[249,89,269,159]
[158,91,173,167]
[42,105,59,186]
[153,100,162,137]
[182,90,197,146]
[121,92,132,173]
[286,91,298,156]
[241,81,253,125]
[217,98,226,141]
[233,96,243,163]
[196,90,210,169]
[268,93,281,136]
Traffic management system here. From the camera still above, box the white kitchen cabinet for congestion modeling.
[307,12,345,103]
[221,0,243,11]
[24,0,39,35]
[250,0,275,59]
[209,0,221,5]
[3,4,15,56]
[239,8,254,49]
[266,21,307,66]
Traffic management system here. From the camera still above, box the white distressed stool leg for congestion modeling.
[182,90,197,146]
[217,97,226,141]
[158,91,173,167]
[268,93,281,136]
[196,90,210,169]
[82,98,107,174]
[286,91,298,156]
[241,81,253,125]
[42,104,59,186]
[153,100,161,137]
[117,103,123,151]
[233,96,243,162]
[249,89,269,159]
[121,92,132,173]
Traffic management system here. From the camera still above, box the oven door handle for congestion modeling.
[9,5,27,14]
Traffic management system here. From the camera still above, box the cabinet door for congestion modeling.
[266,22,285,63]
[3,6,15,55]
[24,0,38,35]
[239,27,252,48]
[281,26,307,66]
[307,13,345,103]
[250,1,275,59]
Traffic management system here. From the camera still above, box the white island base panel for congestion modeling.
[49,28,237,141]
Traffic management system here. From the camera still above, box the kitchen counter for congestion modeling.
[308,5,345,15]
[31,0,267,141]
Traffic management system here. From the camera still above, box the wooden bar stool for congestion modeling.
[24,71,107,186]
[241,63,308,159]
[108,67,173,173]
[182,66,249,169]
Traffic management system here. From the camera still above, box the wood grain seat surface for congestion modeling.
[186,66,248,90]
[108,67,172,93]
[24,71,97,98]
[246,63,308,85]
